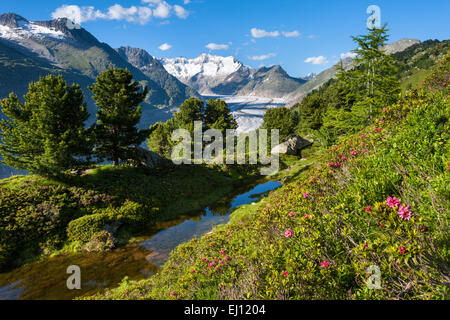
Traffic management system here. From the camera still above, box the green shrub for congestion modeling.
[67,212,112,242]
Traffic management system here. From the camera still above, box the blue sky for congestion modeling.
[1,0,449,77]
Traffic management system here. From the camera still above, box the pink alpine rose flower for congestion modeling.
[399,246,406,254]
[320,261,331,268]
[398,205,412,220]
[365,206,371,213]
[303,193,310,199]
[282,271,289,277]
[350,151,358,156]
[285,230,293,238]
[289,212,295,217]
[386,196,401,208]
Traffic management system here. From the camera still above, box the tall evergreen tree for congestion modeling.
[262,107,298,139]
[349,25,400,120]
[173,97,204,133]
[90,68,148,166]
[0,75,92,175]
[204,99,237,134]
[147,119,176,158]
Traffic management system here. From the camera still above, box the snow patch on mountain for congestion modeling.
[162,53,242,79]
[0,21,66,41]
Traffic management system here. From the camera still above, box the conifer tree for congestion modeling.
[262,107,298,139]
[0,75,92,175]
[173,97,204,133]
[349,25,400,120]
[204,99,237,134]
[90,68,148,166]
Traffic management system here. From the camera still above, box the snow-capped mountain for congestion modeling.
[0,14,66,41]
[162,54,244,94]
[301,73,317,81]
[162,53,307,98]
[0,13,198,109]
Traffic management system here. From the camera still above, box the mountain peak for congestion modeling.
[116,46,157,69]
[0,13,28,28]
[383,38,421,55]
[162,53,244,85]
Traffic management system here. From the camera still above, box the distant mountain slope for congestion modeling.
[162,53,306,98]
[213,65,307,98]
[116,46,200,105]
[0,13,197,107]
[392,39,450,90]
[0,40,95,117]
[286,38,422,106]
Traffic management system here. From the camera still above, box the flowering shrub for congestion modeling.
[89,91,449,300]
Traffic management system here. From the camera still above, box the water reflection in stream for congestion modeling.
[0,180,281,300]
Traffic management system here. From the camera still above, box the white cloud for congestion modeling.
[151,1,171,18]
[340,52,357,60]
[304,56,329,65]
[307,34,318,39]
[107,5,152,24]
[248,53,276,61]
[282,30,301,38]
[183,0,191,4]
[251,28,280,38]
[52,1,189,25]
[158,43,172,51]
[51,5,106,23]
[173,5,189,19]
[206,43,230,50]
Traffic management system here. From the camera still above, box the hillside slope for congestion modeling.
[89,84,449,299]
[286,38,422,106]
[116,46,200,105]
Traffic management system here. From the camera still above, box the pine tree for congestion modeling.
[90,68,148,166]
[173,98,204,133]
[147,119,176,157]
[204,99,237,134]
[262,107,298,139]
[349,25,400,121]
[0,75,92,175]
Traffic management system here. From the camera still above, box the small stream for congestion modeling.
[0,180,281,300]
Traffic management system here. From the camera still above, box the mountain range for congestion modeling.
[162,53,307,98]
[0,13,198,114]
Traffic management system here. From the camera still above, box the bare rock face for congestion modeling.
[271,135,313,156]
